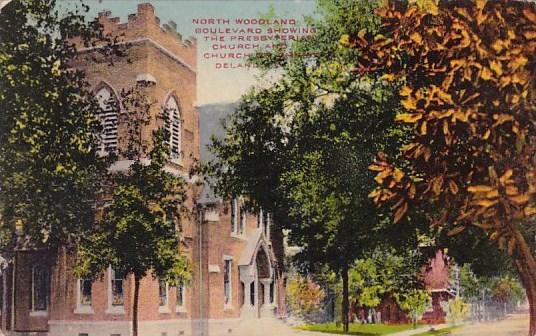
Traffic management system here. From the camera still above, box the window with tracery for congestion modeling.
[163,96,181,160]
[95,86,119,154]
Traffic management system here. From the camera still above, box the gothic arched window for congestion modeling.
[164,96,181,160]
[95,86,119,154]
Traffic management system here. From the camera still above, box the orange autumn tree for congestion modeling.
[352,1,536,334]
[287,276,325,317]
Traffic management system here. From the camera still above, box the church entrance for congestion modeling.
[255,246,273,318]
[239,234,276,319]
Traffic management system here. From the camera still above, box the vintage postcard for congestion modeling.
[0,0,534,335]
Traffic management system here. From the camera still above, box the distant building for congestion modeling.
[420,249,455,324]
[0,3,285,336]
[355,249,454,325]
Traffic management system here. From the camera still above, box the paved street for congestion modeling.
[451,309,529,336]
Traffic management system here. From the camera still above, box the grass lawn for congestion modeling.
[296,323,415,335]
[412,326,459,336]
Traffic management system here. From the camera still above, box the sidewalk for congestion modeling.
[389,324,449,336]
[233,316,452,336]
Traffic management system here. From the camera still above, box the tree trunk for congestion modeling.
[512,230,536,336]
[133,277,141,336]
[515,258,536,336]
[528,282,536,336]
[342,264,350,334]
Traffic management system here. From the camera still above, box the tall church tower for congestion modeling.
[3,4,202,336]
[1,4,286,336]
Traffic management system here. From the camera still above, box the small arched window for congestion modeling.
[231,198,246,236]
[176,283,185,310]
[163,96,181,160]
[95,86,119,154]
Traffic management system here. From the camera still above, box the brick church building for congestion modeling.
[0,4,286,336]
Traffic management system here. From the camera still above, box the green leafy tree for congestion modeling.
[76,86,191,336]
[0,0,108,251]
[349,248,424,311]
[491,276,526,309]
[395,289,432,328]
[457,263,526,322]
[438,227,514,278]
[441,297,470,326]
[208,1,419,332]
[356,1,536,334]
[458,264,482,300]
[350,258,382,309]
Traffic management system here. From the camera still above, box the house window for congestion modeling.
[231,198,246,236]
[258,209,270,237]
[231,198,238,234]
[79,278,92,305]
[264,212,271,239]
[110,268,124,306]
[176,283,185,310]
[32,265,49,311]
[257,209,263,229]
[159,279,168,307]
[223,258,232,306]
[163,96,181,160]
[95,86,119,154]
[239,205,246,235]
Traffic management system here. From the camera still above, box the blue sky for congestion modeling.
[75,0,317,105]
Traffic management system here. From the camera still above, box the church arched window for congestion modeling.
[95,86,119,154]
[163,96,181,160]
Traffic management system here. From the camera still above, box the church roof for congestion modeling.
[197,102,239,205]
[197,180,219,205]
[239,228,264,266]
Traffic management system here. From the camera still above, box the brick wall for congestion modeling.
[201,201,287,319]
[50,1,199,326]
[13,251,50,332]
[8,4,287,334]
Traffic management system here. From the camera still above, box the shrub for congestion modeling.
[287,276,325,317]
